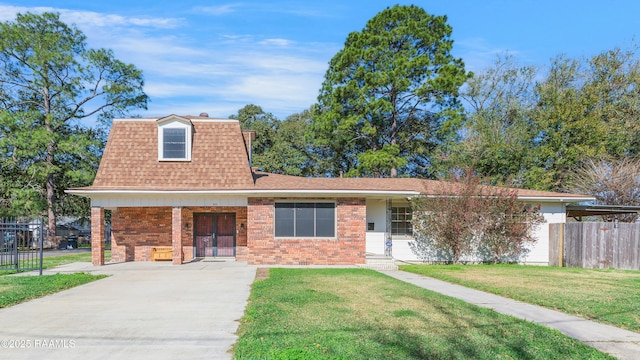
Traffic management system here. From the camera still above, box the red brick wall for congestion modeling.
[91,207,105,266]
[246,198,366,265]
[111,207,172,262]
[111,206,248,263]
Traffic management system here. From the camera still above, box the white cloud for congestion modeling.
[227,74,321,102]
[456,37,525,72]
[0,5,181,28]
[260,38,293,47]
[112,36,207,58]
[192,4,241,16]
[0,3,335,119]
[229,52,328,74]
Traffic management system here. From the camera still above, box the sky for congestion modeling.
[1,1,639,120]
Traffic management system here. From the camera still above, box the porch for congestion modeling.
[90,206,247,266]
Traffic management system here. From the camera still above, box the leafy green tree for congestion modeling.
[529,56,609,189]
[268,109,321,176]
[437,55,538,186]
[442,47,640,191]
[231,105,320,176]
[581,47,640,157]
[312,4,469,178]
[230,104,279,163]
[0,12,147,242]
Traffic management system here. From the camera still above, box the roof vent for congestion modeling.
[199,112,209,117]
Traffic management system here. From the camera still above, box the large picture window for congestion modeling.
[275,202,335,238]
[392,207,412,236]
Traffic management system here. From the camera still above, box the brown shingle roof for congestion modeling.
[74,116,592,201]
[252,172,592,199]
[90,118,254,190]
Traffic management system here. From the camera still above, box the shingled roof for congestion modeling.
[70,116,594,202]
[251,172,593,200]
[90,117,254,190]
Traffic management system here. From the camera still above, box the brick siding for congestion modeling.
[110,206,247,263]
[246,197,366,265]
[91,207,105,266]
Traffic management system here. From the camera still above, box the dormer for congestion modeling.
[157,115,193,161]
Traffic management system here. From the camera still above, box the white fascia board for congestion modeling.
[516,196,595,203]
[112,118,239,123]
[414,194,595,203]
[66,189,593,202]
[66,189,420,198]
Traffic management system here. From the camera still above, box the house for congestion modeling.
[67,114,595,266]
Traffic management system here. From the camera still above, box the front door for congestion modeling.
[194,213,236,257]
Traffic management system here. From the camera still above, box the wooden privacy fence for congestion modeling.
[549,222,640,270]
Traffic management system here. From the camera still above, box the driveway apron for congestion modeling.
[0,261,256,360]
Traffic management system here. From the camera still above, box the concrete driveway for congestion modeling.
[0,260,256,360]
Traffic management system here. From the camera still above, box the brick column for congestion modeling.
[91,207,105,266]
[172,207,183,265]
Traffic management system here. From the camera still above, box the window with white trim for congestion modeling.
[275,202,336,238]
[391,207,412,236]
[158,119,192,161]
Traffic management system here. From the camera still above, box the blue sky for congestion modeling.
[1,1,639,120]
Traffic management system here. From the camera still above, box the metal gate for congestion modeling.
[0,219,43,274]
[194,213,236,257]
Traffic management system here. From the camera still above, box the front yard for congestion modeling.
[400,264,640,332]
[0,251,108,308]
[234,268,612,359]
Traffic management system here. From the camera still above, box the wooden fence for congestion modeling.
[549,222,640,270]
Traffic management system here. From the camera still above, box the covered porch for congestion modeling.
[90,204,248,266]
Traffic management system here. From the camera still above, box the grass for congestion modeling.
[0,272,106,308]
[0,251,109,308]
[0,250,111,275]
[234,268,612,359]
[400,264,640,332]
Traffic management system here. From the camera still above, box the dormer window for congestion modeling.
[163,128,186,159]
[158,116,192,161]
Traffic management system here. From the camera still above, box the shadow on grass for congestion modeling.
[235,268,613,360]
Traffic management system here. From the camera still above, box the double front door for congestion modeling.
[194,213,236,257]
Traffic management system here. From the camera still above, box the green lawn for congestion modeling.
[0,250,110,275]
[0,272,106,308]
[400,264,640,332]
[0,251,108,308]
[234,268,612,359]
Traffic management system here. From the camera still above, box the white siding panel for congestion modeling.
[366,232,386,254]
[91,194,248,208]
[523,202,566,265]
[365,199,388,255]
[366,199,387,232]
[392,239,420,262]
[389,201,568,265]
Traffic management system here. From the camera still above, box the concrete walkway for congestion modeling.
[380,270,640,360]
[0,260,256,360]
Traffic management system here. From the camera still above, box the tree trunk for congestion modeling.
[390,91,398,178]
[43,82,57,245]
[46,141,57,246]
[47,173,56,245]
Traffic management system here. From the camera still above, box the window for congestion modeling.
[275,202,335,238]
[392,207,412,236]
[163,128,186,159]
[157,117,192,161]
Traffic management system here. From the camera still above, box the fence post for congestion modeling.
[39,218,44,276]
[13,220,19,270]
[558,223,564,267]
